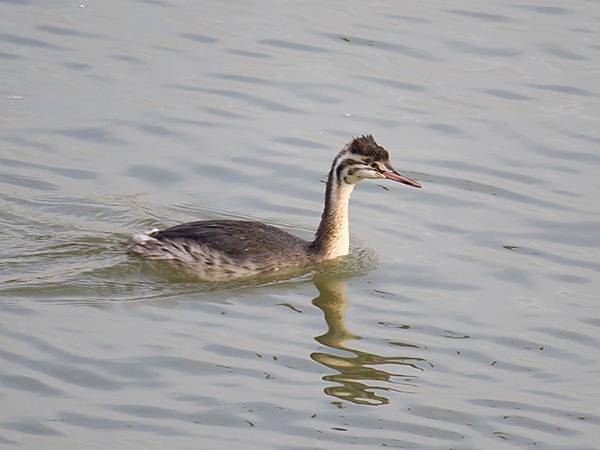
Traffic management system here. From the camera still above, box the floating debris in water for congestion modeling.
[373,289,395,296]
[378,321,410,329]
[442,329,470,339]
[277,302,303,313]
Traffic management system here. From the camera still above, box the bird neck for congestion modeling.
[310,163,355,261]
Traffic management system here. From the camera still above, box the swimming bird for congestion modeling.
[127,135,421,280]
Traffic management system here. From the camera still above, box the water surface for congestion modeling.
[1,1,600,449]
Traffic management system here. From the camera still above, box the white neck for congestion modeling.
[324,181,354,258]
[311,171,355,261]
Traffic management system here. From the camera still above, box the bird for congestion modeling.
[127,135,421,280]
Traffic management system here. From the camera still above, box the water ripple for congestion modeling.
[0,32,65,50]
[322,32,440,61]
[180,33,219,44]
[36,24,105,39]
[446,9,514,22]
[446,39,520,57]
[1,0,599,448]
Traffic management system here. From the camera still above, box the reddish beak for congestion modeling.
[383,170,422,188]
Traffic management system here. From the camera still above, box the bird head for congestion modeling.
[333,135,422,188]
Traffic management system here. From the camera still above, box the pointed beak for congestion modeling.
[382,167,422,188]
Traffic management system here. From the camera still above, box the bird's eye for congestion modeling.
[370,162,379,170]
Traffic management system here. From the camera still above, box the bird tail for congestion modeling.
[126,228,164,257]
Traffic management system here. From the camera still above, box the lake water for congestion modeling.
[1,1,600,448]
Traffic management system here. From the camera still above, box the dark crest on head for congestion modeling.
[348,135,389,161]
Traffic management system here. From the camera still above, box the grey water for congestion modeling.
[1,1,600,449]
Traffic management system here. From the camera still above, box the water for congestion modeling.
[2,1,600,448]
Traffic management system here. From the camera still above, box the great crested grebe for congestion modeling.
[127,135,421,280]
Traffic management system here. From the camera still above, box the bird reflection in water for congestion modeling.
[310,276,428,406]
